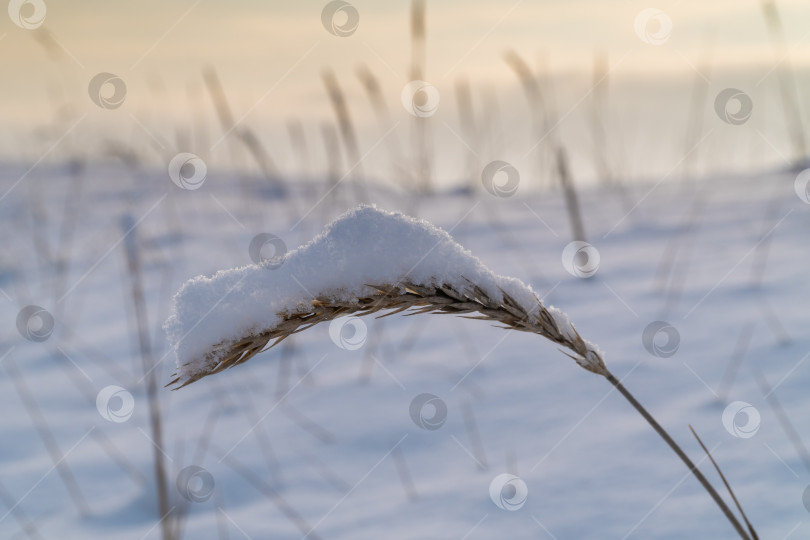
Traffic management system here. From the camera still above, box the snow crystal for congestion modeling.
[164,205,586,381]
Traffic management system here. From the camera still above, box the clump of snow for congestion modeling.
[164,205,595,382]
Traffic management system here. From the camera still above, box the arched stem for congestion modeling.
[603,370,750,540]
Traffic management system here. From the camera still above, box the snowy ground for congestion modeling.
[1,161,809,539]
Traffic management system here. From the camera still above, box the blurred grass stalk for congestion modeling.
[4,356,91,517]
[410,0,433,193]
[505,50,587,242]
[322,69,370,203]
[680,34,714,181]
[760,0,807,164]
[357,64,410,192]
[120,215,173,540]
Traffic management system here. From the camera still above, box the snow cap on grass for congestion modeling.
[165,205,599,383]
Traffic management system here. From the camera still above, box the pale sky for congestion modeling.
[2,0,809,183]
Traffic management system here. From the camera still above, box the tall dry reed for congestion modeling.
[171,277,754,539]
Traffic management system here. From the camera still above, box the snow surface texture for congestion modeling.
[3,162,810,539]
[165,205,600,384]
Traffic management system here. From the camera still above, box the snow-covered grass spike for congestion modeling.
[164,205,753,540]
[169,279,605,388]
[164,205,605,387]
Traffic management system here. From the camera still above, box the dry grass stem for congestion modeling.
[170,278,752,540]
[689,426,759,540]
